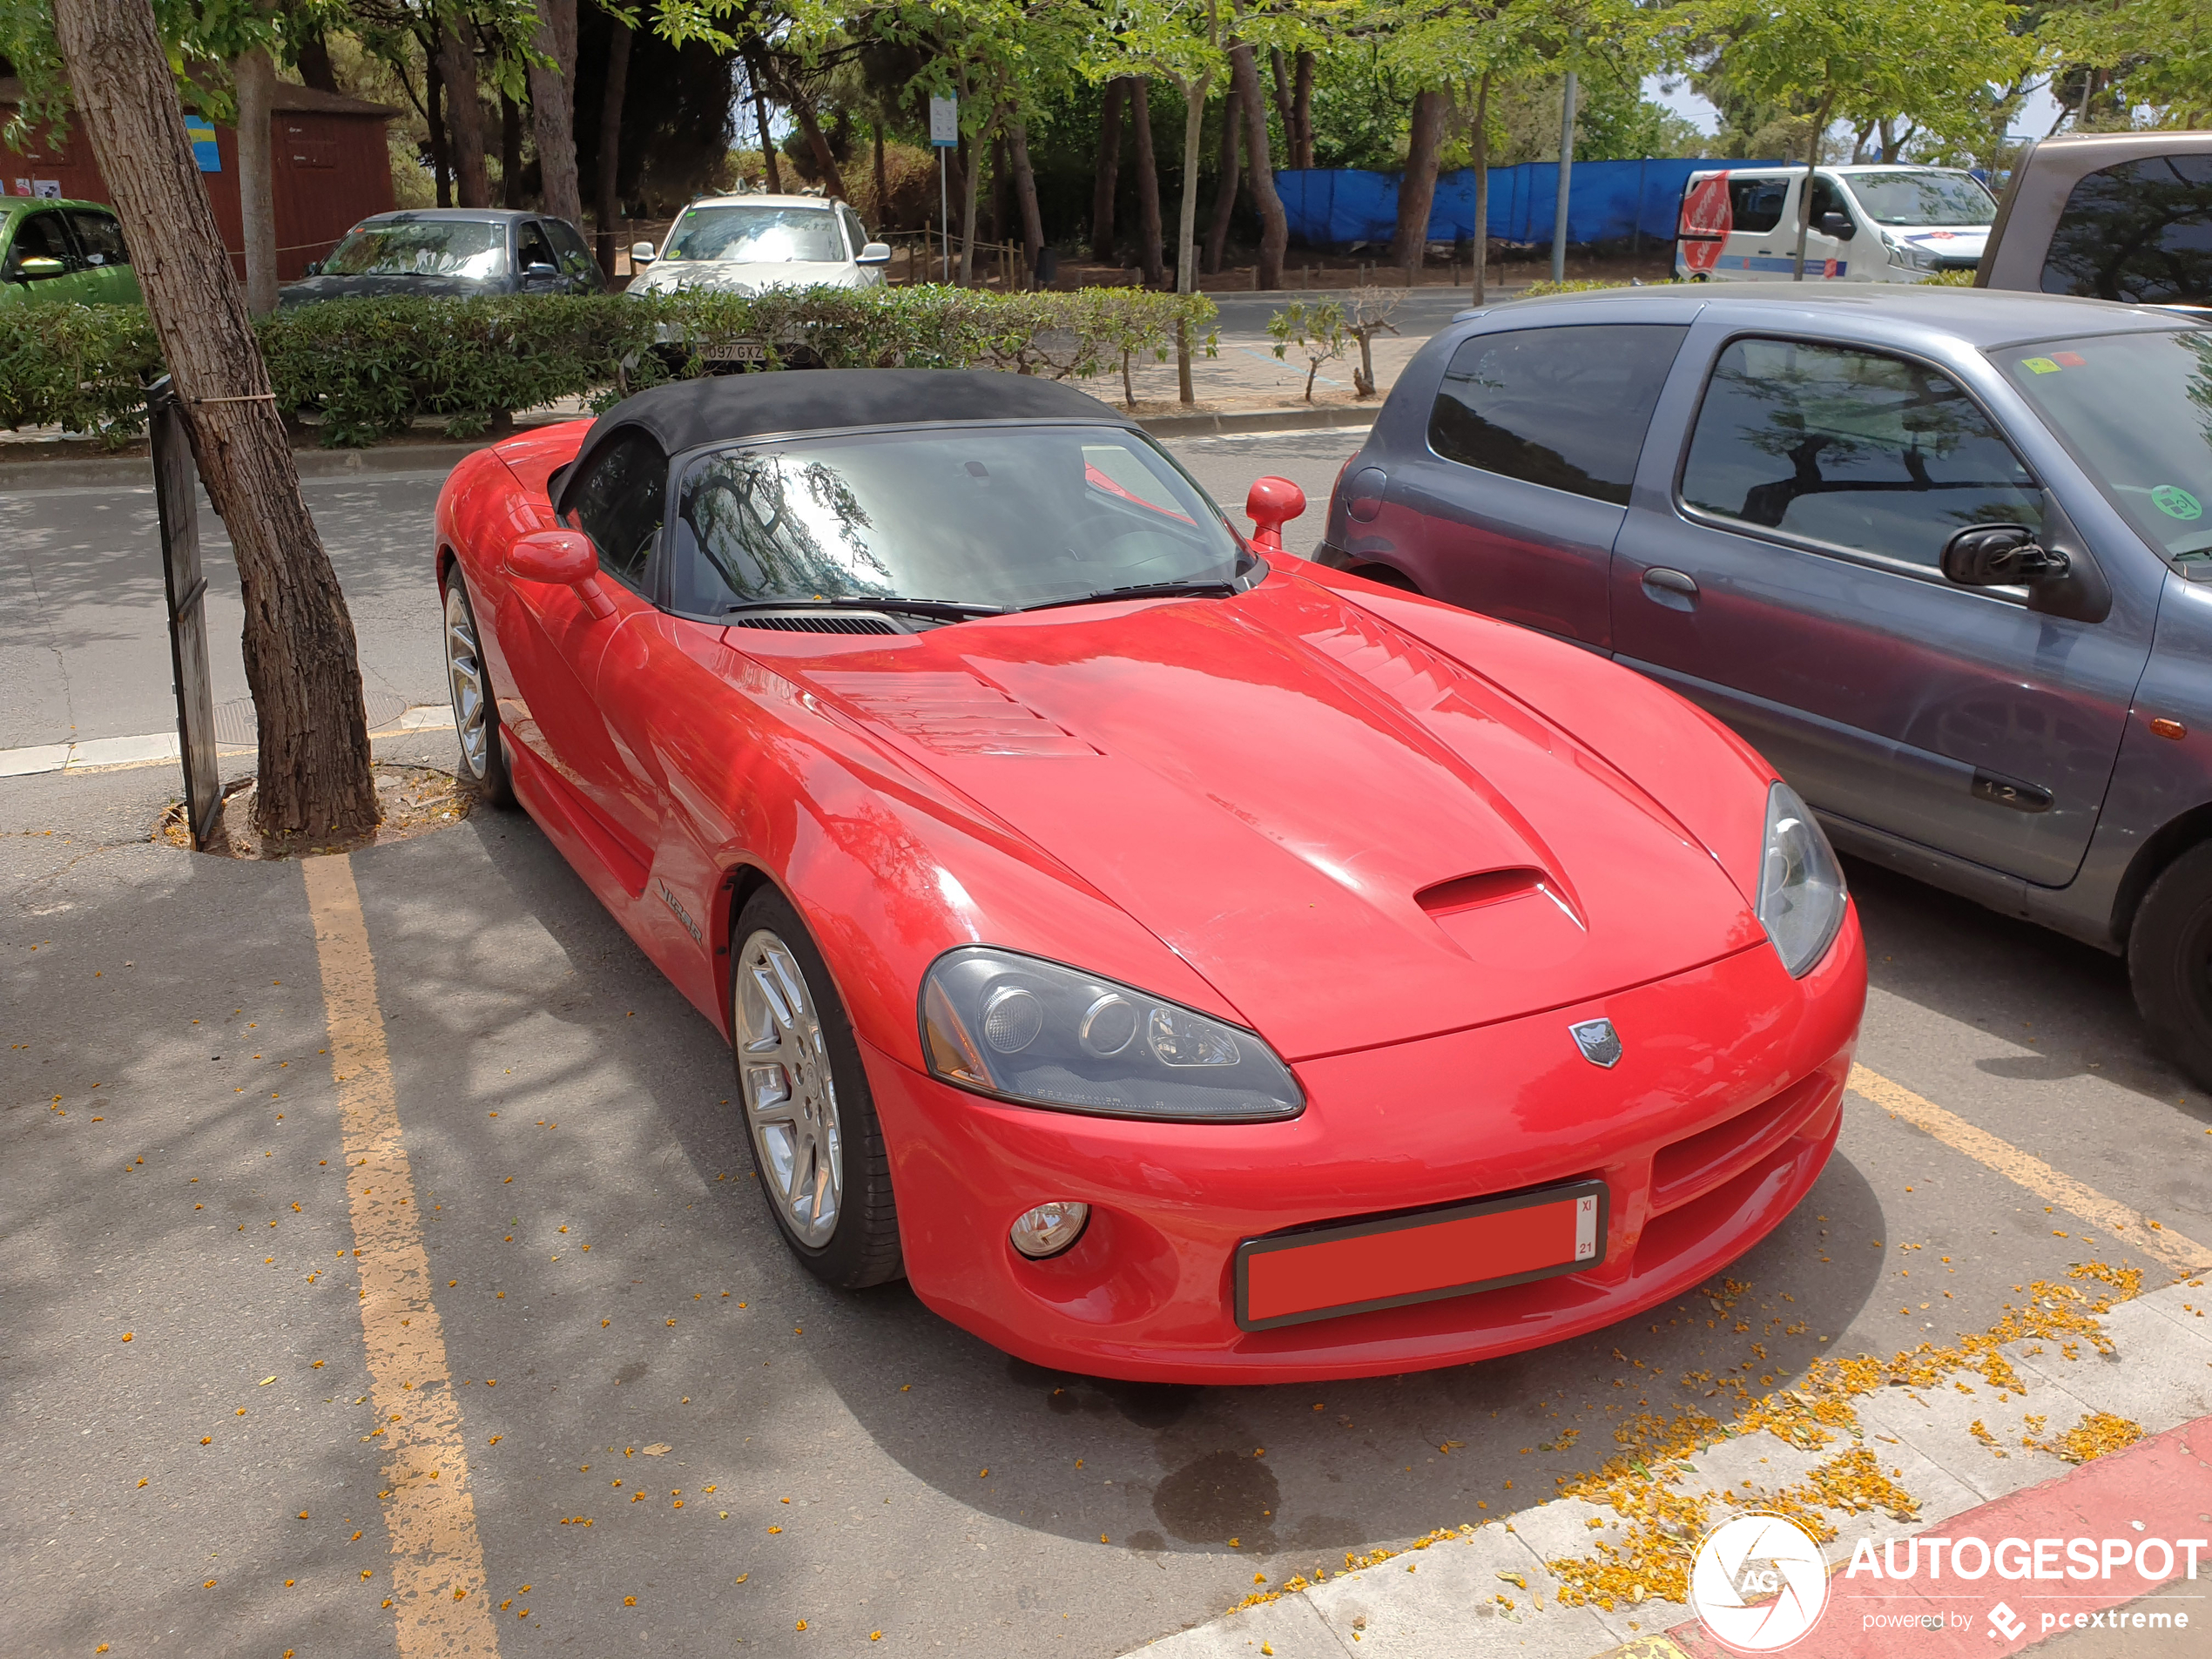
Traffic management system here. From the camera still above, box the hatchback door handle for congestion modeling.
[1640,567,1699,611]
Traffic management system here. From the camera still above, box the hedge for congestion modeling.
[0,286,1221,451]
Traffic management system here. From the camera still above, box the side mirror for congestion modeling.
[17,255,65,280]
[507,528,617,619]
[630,241,658,266]
[1941,523,2067,588]
[1245,475,1307,552]
[1817,211,1856,240]
[523,260,559,281]
[856,240,893,266]
[303,260,321,276]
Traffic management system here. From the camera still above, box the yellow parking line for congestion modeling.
[1849,1062,2212,1277]
[305,854,500,1656]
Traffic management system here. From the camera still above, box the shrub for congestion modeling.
[0,286,1220,452]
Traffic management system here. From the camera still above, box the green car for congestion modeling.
[1,198,143,306]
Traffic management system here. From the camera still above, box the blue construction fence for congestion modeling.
[1278,158,1785,250]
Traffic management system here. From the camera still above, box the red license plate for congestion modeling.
[1234,1179,1608,1331]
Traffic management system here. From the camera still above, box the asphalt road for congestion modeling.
[4,444,2208,1659]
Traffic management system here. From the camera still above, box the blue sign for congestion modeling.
[185,116,219,172]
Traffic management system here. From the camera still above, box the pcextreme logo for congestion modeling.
[1689,1514,1831,1653]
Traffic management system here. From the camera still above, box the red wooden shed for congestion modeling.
[2,78,398,281]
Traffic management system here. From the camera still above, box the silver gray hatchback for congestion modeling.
[1319,286,2212,1084]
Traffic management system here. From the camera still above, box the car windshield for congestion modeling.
[663,206,845,264]
[320,219,504,279]
[669,425,1253,616]
[1996,330,2212,568]
[1844,171,1995,226]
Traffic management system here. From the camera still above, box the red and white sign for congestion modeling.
[1680,171,1733,273]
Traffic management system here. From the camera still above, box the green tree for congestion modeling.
[2040,2,2212,129]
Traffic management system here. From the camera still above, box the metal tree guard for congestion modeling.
[148,376,221,849]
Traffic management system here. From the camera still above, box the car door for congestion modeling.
[1709,173,1793,281]
[544,217,604,293]
[500,428,668,886]
[1610,325,2152,888]
[1380,319,1690,647]
[63,207,139,303]
[516,219,561,293]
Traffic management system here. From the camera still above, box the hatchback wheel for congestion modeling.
[732,887,902,1287]
[443,574,513,806]
[2128,840,2212,1090]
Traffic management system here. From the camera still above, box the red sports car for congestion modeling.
[434,369,1865,1383]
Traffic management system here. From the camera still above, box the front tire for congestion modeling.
[2128,840,2212,1089]
[442,572,513,806]
[731,887,902,1288]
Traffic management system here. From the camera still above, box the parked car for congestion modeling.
[278,208,604,307]
[1676,164,1996,283]
[624,192,890,300]
[1977,131,2212,312]
[1,197,140,306]
[431,368,1864,1380]
[1320,285,2212,1084]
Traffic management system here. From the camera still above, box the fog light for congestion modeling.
[1008,1200,1090,1259]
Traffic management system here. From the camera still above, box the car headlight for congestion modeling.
[1756,782,1847,977]
[920,947,1304,1122]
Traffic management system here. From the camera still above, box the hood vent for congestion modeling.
[732,611,902,635]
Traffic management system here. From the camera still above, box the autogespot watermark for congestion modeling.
[1689,1519,2208,1651]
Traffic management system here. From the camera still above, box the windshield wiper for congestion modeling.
[727,596,1004,622]
[1017,579,1243,614]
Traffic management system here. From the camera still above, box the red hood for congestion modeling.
[757,574,1766,1059]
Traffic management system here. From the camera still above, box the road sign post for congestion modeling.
[929,95,959,285]
[148,377,221,849]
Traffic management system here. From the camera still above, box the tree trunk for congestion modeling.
[777,61,847,199]
[1231,45,1285,290]
[594,19,631,274]
[1008,118,1044,284]
[1203,79,1241,274]
[500,90,523,207]
[53,0,377,843]
[958,105,994,286]
[233,47,279,314]
[527,0,582,227]
[1392,87,1447,275]
[1791,91,1834,280]
[1292,51,1314,169]
[425,30,450,206]
[1470,71,1491,306]
[1171,72,1210,297]
[436,17,489,208]
[745,49,782,192]
[1130,78,1163,287]
[988,130,1008,246]
[1091,78,1124,262]
[295,28,338,93]
[872,118,888,224]
[1268,48,1295,143]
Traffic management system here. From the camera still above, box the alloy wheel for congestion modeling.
[736,927,844,1248]
[443,582,489,779]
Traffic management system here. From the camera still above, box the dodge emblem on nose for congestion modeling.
[1569,1018,1622,1069]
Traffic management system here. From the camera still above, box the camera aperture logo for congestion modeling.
[1689,1513,1831,1653]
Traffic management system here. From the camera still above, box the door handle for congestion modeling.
[1640,567,1700,611]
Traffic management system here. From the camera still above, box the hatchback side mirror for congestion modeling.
[508,528,617,618]
[16,255,65,280]
[1246,475,1307,552]
[856,240,893,266]
[523,260,559,282]
[631,241,658,266]
[1941,523,2068,588]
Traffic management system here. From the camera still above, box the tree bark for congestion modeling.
[53,0,376,842]
[1231,44,1285,290]
[1203,78,1241,274]
[1392,87,1447,275]
[425,29,450,206]
[1292,50,1314,169]
[776,59,847,199]
[436,17,490,208]
[527,0,582,226]
[1790,90,1834,280]
[1268,48,1295,143]
[1171,72,1210,296]
[958,104,995,285]
[745,48,782,192]
[500,89,523,207]
[872,118,888,224]
[1130,78,1163,287]
[295,27,338,93]
[1008,118,1044,284]
[1470,71,1491,306]
[988,130,1008,245]
[1091,78,1124,262]
[233,47,279,314]
[594,18,631,273]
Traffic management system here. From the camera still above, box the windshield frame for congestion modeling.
[1838,169,1997,228]
[318,218,509,280]
[660,203,851,266]
[1985,323,2212,576]
[655,417,1261,624]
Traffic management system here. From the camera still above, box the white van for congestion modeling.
[1675,165,1998,283]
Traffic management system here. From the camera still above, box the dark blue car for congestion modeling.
[1319,286,2212,1083]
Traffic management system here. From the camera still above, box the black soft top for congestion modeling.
[559,368,1134,511]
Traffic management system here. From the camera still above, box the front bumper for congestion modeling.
[865,910,1865,1382]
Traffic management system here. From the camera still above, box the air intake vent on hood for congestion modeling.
[731,611,901,635]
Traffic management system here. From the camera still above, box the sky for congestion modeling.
[1642,73,2068,147]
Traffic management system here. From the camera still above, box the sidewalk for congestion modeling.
[1120,1277,2212,1659]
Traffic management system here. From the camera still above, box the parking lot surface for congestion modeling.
[4,442,2208,1658]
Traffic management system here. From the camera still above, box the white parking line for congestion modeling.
[0,705,455,779]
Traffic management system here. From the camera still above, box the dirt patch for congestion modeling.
[158,763,472,859]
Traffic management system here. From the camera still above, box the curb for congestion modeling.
[0,404,1372,491]
[1117,1273,2212,1659]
